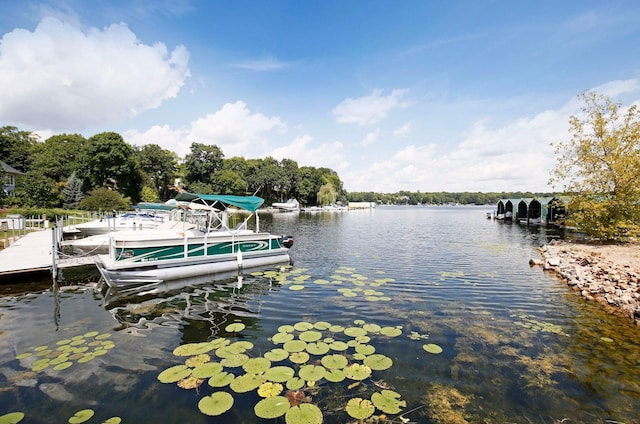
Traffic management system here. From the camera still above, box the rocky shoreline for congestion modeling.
[532,240,640,325]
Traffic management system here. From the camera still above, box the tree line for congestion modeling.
[0,127,346,209]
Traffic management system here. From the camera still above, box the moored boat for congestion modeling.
[95,193,294,287]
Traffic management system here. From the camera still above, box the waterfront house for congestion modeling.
[1,161,22,196]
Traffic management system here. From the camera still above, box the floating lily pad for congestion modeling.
[363,354,393,370]
[278,325,295,333]
[371,390,406,414]
[306,342,330,355]
[158,365,192,383]
[283,340,307,353]
[225,323,246,332]
[220,353,249,368]
[173,342,214,356]
[264,366,295,383]
[329,341,349,351]
[68,409,94,423]
[258,381,284,397]
[324,368,346,383]
[313,321,332,330]
[0,412,24,424]
[286,377,305,390]
[346,398,375,420]
[298,364,326,381]
[53,361,73,371]
[243,357,272,374]
[198,392,234,416]
[380,327,402,337]
[293,321,315,331]
[289,285,305,291]
[290,352,311,364]
[264,348,289,362]
[208,371,235,388]
[272,332,295,344]
[423,343,443,354]
[343,363,372,381]
[344,327,368,338]
[355,344,376,356]
[102,418,122,424]
[177,376,204,389]
[230,373,264,393]
[254,396,290,419]
[192,362,223,378]
[285,403,323,424]
[15,353,31,360]
[185,354,211,368]
[321,354,348,369]
[299,330,322,342]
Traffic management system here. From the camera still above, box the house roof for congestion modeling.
[0,161,23,175]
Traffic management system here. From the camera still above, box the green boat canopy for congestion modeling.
[174,192,265,213]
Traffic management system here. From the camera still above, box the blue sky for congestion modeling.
[1,0,640,193]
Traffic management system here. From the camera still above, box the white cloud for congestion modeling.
[331,88,410,125]
[189,101,286,157]
[392,122,412,137]
[0,17,190,130]
[267,134,349,171]
[231,56,290,71]
[361,129,380,147]
[124,125,188,155]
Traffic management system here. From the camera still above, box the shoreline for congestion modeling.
[534,240,640,325]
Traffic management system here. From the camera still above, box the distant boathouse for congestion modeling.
[494,196,569,225]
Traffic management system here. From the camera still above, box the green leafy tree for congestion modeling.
[14,170,61,207]
[79,132,142,201]
[184,142,223,184]
[136,144,178,200]
[550,91,640,241]
[317,182,337,206]
[31,134,86,182]
[0,126,38,171]
[140,185,160,202]
[186,181,215,194]
[210,170,246,195]
[79,187,131,211]
[62,172,84,209]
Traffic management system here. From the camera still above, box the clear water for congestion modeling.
[1,206,639,423]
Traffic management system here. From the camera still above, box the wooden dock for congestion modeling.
[0,229,96,278]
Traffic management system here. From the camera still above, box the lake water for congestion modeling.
[1,206,639,423]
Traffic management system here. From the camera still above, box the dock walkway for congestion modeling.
[0,230,96,277]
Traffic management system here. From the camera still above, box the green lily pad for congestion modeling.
[289,285,305,291]
[220,353,249,368]
[324,368,346,383]
[208,371,235,388]
[355,344,376,356]
[258,381,284,397]
[254,396,290,419]
[278,325,295,333]
[423,343,443,354]
[158,365,191,383]
[329,325,345,332]
[272,332,295,344]
[243,357,272,374]
[285,403,323,424]
[329,341,349,351]
[286,376,305,390]
[371,390,406,414]
[343,363,372,381]
[198,391,234,416]
[264,366,295,383]
[192,362,223,378]
[173,342,214,356]
[225,323,246,332]
[321,354,348,369]
[53,362,73,371]
[298,364,326,381]
[0,412,25,424]
[102,418,122,424]
[299,330,322,342]
[306,342,330,355]
[293,321,315,331]
[345,398,375,420]
[380,327,402,337]
[185,354,211,368]
[344,327,368,338]
[313,321,332,330]
[230,373,264,393]
[283,340,307,353]
[290,352,311,364]
[363,354,393,370]
[264,348,289,362]
[15,353,31,360]
[68,409,94,423]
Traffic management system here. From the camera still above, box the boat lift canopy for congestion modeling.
[174,193,265,213]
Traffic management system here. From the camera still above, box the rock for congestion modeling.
[529,258,543,266]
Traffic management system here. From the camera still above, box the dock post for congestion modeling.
[51,225,58,280]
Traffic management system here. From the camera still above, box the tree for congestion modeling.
[62,172,84,209]
[140,185,160,202]
[210,170,246,195]
[14,170,61,207]
[136,144,178,200]
[79,132,142,201]
[0,126,38,171]
[184,142,223,184]
[79,187,131,211]
[317,183,337,206]
[31,134,86,182]
[550,91,640,241]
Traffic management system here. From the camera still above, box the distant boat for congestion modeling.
[272,198,300,212]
